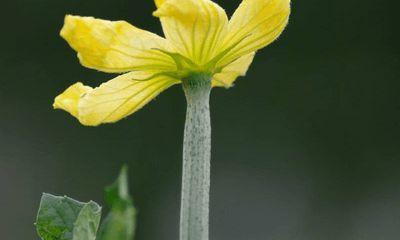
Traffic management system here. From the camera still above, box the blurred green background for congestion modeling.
[1,0,399,239]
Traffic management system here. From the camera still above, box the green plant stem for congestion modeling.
[180,74,212,240]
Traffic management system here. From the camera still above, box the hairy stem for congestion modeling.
[180,74,212,240]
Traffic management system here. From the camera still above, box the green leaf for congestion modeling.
[97,166,136,240]
[72,201,102,240]
[35,193,102,240]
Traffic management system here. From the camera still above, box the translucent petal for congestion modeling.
[77,72,180,126]
[217,0,290,67]
[153,0,228,66]
[53,82,93,118]
[60,15,176,73]
[212,52,255,88]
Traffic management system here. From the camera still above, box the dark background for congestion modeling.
[1,0,400,239]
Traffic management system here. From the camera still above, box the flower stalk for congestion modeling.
[180,74,212,240]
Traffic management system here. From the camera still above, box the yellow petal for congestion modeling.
[154,0,166,7]
[212,52,255,88]
[153,0,228,66]
[53,82,93,118]
[60,15,176,73]
[77,72,180,126]
[217,0,290,67]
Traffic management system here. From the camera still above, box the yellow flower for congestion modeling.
[54,0,291,126]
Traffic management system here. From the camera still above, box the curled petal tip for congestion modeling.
[60,15,77,37]
[53,82,92,119]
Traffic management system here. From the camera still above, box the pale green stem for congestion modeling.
[180,74,212,240]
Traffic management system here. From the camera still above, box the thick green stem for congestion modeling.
[180,74,212,240]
